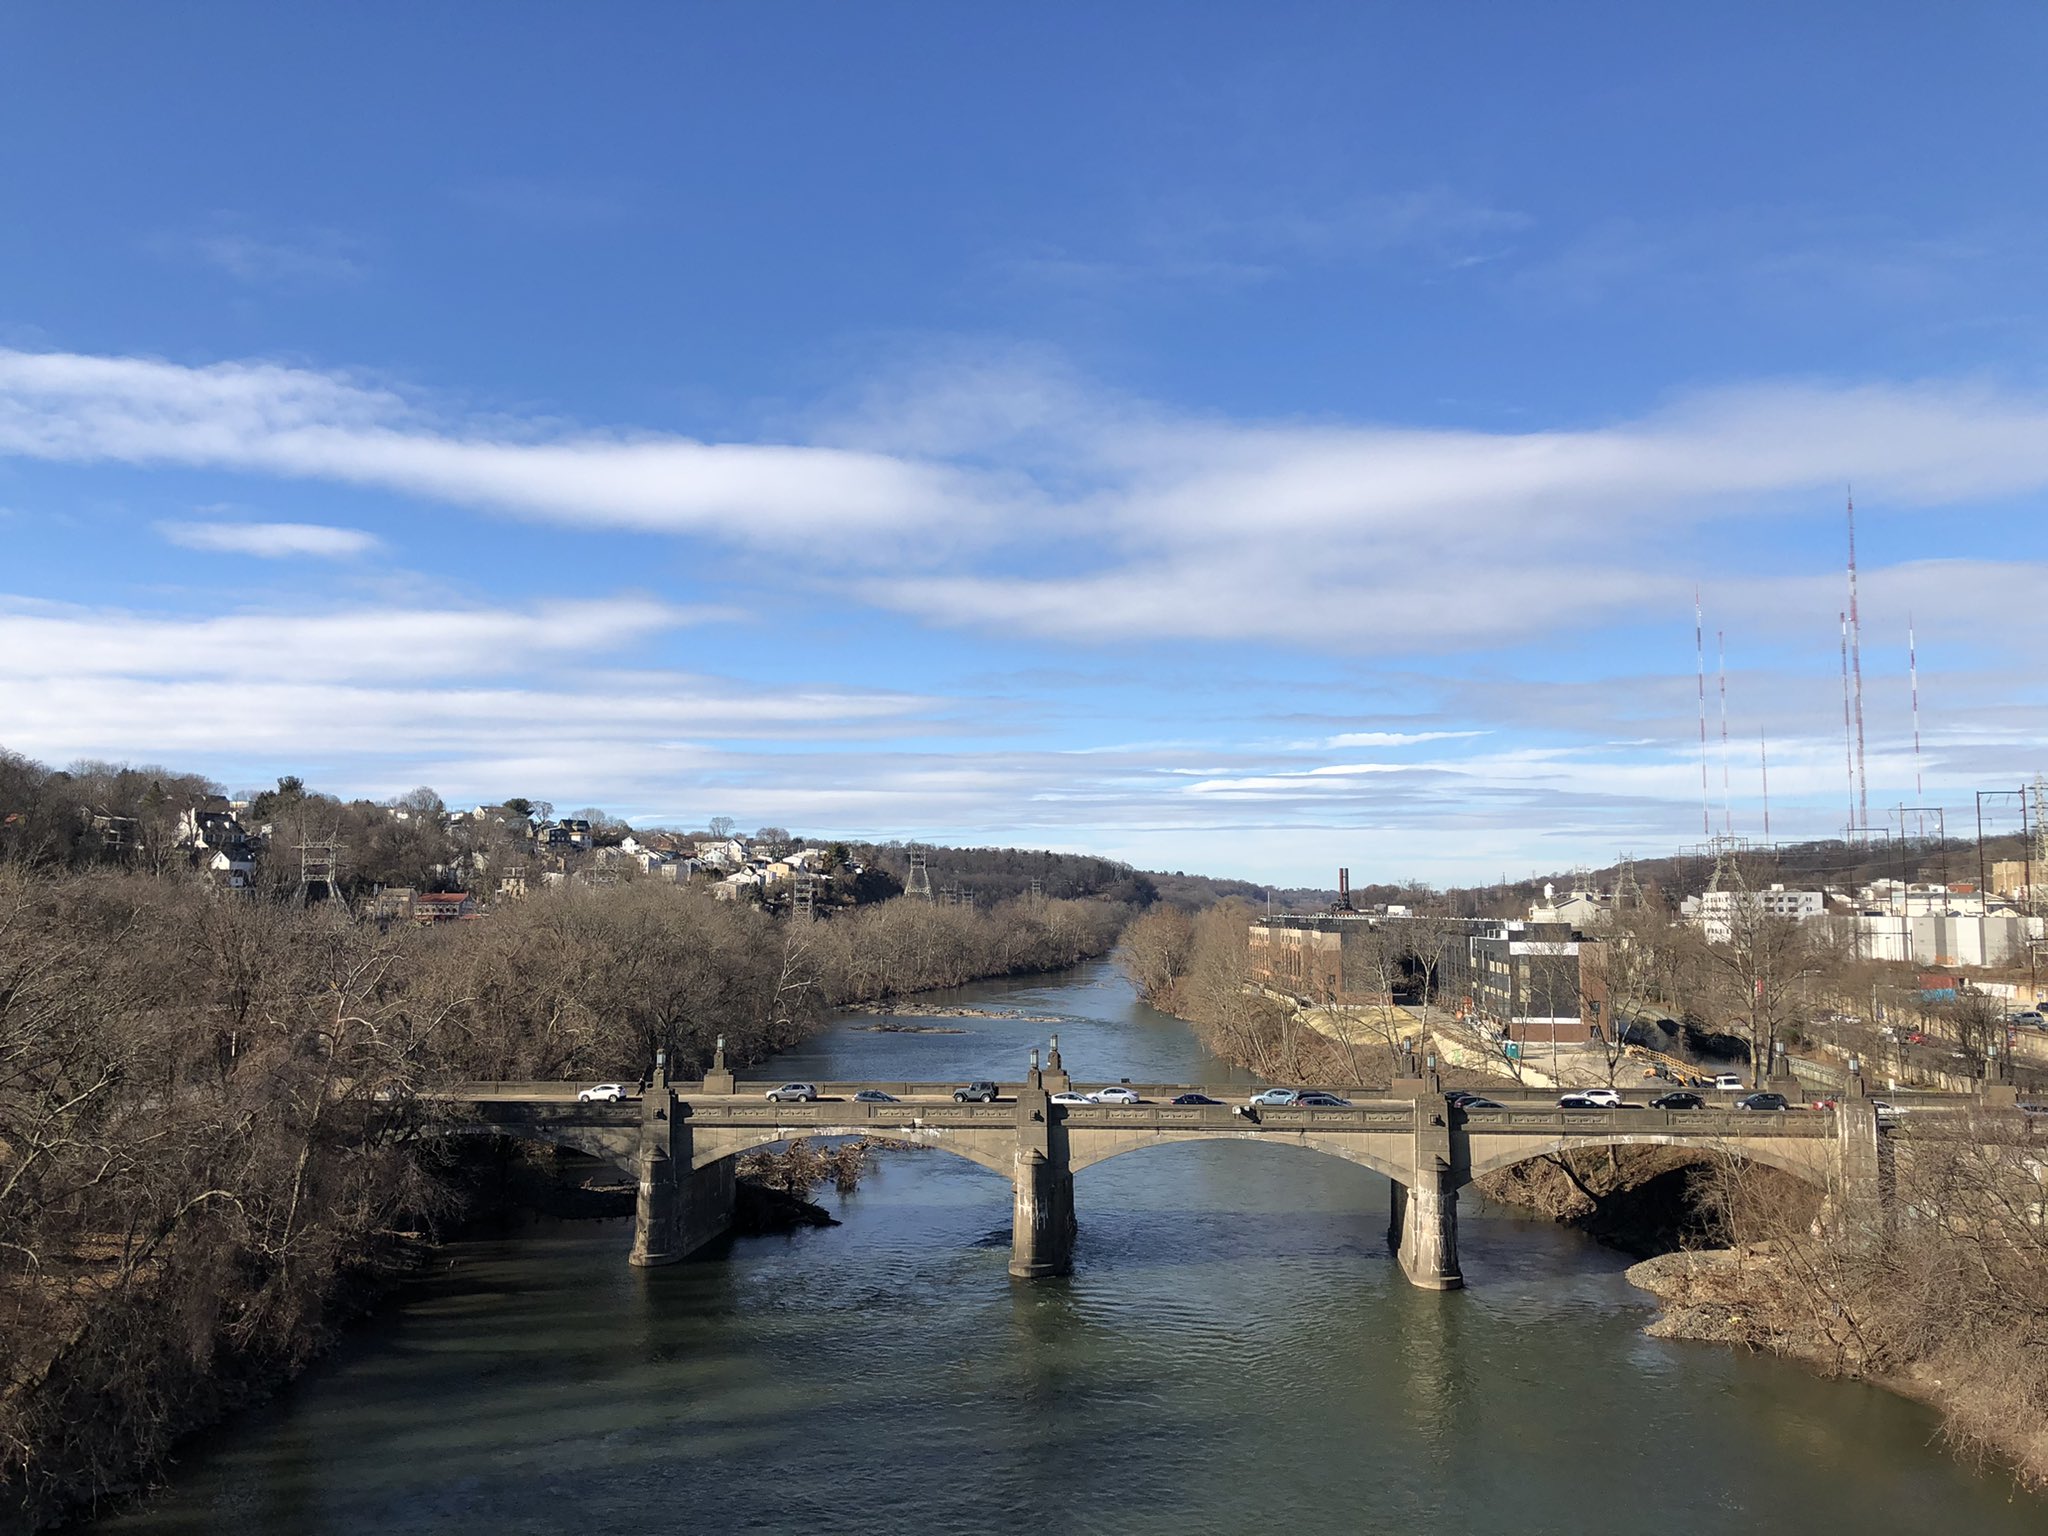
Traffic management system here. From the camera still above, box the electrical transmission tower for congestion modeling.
[1029,877,1043,906]
[1613,854,1642,911]
[297,833,346,907]
[905,847,932,901]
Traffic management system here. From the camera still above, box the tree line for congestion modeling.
[0,859,1126,1528]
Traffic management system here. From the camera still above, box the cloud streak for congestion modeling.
[157,519,383,559]
[7,347,2048,655]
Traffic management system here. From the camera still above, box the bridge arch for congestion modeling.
[1064,1126,1416,1186]
[1460,1132,1835,1191]
[441,1118,640,1171]
[687,1122,1017,1179]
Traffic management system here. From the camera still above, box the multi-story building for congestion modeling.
[1695,884,1824,943]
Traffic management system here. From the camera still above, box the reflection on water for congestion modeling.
[90,961,2043,1535]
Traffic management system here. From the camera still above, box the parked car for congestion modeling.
[1734,1092,1789,1112]
[1710,1073,1747,1092]
[1649,1091,1705,1110]
[954,1081,1001,1103]
[1297,1092,1352,1107]
[1171,1092,1224,1105]
[853,1088,900,1103]
[1049,1090,1093,1105]
[1089,1086,1143,1104]
[578,1083,628,1103]
[765,1082,819,1103]
[1246,1088,1305,1108]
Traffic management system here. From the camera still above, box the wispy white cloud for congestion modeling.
[9,347,2048,660]
[0,349,999,549]
[0,594,729,683]
[144,223,369,287]
[1325,730,1488,748]
[157,519,382,559]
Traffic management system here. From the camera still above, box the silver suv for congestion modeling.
[765,1082,820,1103]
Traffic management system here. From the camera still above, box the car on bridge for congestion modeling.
[1649,1091,1706,1110]
[1297,1091,1352,1107]
[1455,1096,1505,1110]
[1245,1088,1305,1108]
[1171,1092,1224,1106]
[578,1083,631,1103]
[1049,1090,1093,1105]
[1557,1088,1623,1108]
[853,1089,900,1103]
[954,1081,1002,1103]
[1089,1086,1143,1104]
[1734,1092,1790,1111]
[765,1082,821,1103]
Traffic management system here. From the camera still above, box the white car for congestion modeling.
[578,1083,628,1103]
[1558,1087,1622,1108]
[1710,1074,1746,1092]
[1049,1090,1093,1105]
[1089,1086,1143,1104]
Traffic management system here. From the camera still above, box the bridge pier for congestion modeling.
[1829,1065,1886,1232]
[629,1054,735,1266]
[1009,1078,1075,1278]
[1388,1084,1462,1290]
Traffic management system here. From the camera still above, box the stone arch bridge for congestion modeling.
[445,1055,1896,1291]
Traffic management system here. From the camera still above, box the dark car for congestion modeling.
[1455,1096,1504,1110]
[853,1088,900,1103]
[1445,1090,1488,1107]
[1171,1092,1223,1105]
[1297,1092,1352,1107]
[953,1081,1001,1103]
[1650,1091,1706,1110]
[1735,1092,1789,1112]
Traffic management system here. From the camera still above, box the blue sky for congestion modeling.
[3,6,2046,884]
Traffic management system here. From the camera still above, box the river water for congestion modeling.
[91,961,2044,1535]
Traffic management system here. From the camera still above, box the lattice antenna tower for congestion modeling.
[1759,730,1772,843]
[1694,588,1711,836]
[1839,611,1855,835]
[1909,614,1924,805]
[1029,877,1043,906]
[1716,628,1732,836]
[792,873,817,920]
[904,846,933,900]
[1846,491,1869,829]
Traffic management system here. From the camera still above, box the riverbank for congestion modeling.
[1627,1247,2048,1491]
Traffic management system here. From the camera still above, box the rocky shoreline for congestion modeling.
[842,1001,1067,1023]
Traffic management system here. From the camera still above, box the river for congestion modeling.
[89,960,2044,1535]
